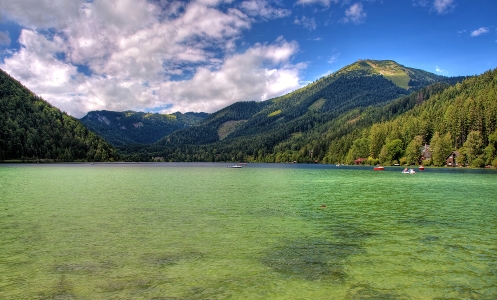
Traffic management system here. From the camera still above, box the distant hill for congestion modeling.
[80,110,208,146]
[0,69,118,162]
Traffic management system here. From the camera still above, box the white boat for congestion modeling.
[402,169,416,174]
[227,165,243,168]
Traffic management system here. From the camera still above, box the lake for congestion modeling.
[0,163,496,299]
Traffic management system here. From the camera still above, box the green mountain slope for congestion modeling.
[154,60,456,148]
[260,67,494,166]
[337,59,444,89]
[80,110,208,146]
[157,101,269,146]
[321,67,497,167]
[119,59,465,162]
[0,69,118,162]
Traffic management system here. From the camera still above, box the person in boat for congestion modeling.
[403,168,408,172]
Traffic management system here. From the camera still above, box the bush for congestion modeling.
[366,157,379,166]
[470,157,485,168]
[492,158,497,169]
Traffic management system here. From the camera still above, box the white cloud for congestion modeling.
[294,16,317,31]
[0,0,82,30]
[433,0,454,14]
[470,27,489,37]
[91,0,156,33]
[0,0,301,117]
[239,0,291,19]
[343,3,367,24]
[157,38,303,113]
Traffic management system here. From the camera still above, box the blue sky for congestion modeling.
[0,0,495,117]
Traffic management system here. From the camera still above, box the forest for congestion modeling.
[323,68,497,168]
[0,69,118,162]
[119,68,496,168]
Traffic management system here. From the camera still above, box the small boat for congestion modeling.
[227,165,242,168]
[402,168,416,174]
[373,166,384,171]
[419,165,425,171]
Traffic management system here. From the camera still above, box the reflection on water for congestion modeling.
[0,163,496,299]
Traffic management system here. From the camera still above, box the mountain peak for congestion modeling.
[334,59,444,90]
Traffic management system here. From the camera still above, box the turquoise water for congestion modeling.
[0,163,496,299]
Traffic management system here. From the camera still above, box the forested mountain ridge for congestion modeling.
[155,59,453,149]
[321,67,497,167]
[116,60,469,162]
[80,110,208,146]
[120,67,494,165]
[0,69,118,162]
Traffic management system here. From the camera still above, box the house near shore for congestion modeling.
[354,158,368,165]
[446,151,460,167]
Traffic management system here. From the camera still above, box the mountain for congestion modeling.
[80,110,208,146]
[159,60,460,147]
[156,59,447,148]
[335,59,445,90]
[321,67,497,167]
[2,58,476,165]
[0,69,118,162]
[120,59,465,162]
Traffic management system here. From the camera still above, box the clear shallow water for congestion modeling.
[0,163,496,299]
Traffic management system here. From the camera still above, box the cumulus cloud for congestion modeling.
[0,0,82,29]
[0,0,300,117]
[157,38,303,113]
[470,27,489,37]
[343,3,367,24]
[0,31,10,46]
